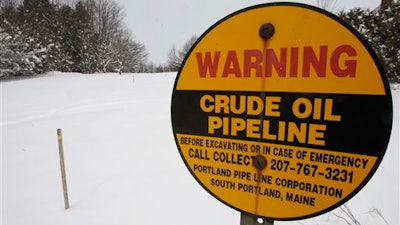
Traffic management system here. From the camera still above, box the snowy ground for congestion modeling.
[1,72,399,225]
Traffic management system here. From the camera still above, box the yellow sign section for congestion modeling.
[176,5,385,95]
[177,134,376,218]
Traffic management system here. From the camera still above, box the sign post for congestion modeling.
[171,3,392,222]
[57,128,70,210]
[241,212,273,225]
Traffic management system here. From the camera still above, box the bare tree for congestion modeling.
[112,28,147,72]
[167,35,198,71]
[167,45,180,71]
[0,0,18,8]
[82,0,123,41]
[315,0,338,12]
[78,0,146,73]
[180,35,198,59]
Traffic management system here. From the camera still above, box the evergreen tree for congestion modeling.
[0,5,40,78]
[70,1,99,73]
[340,3,400,83]
[55,5,75,72]
[15,0,60,73]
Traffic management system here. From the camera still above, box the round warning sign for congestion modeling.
[171,3,392,220]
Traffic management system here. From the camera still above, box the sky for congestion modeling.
[116,0,382,65]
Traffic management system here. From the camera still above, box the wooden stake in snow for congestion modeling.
[57,128,70,210]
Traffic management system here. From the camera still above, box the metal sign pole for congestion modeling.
[240,213,274,225]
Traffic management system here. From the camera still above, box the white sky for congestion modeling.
[116,0,381,65]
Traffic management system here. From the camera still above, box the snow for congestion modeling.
[1,72,399,225]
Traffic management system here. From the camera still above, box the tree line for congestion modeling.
[0,0,149,79]
[1,0,399,82]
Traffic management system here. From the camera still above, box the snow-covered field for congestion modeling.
[1,72,399,225]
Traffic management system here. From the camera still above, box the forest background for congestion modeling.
[0,0,399,82]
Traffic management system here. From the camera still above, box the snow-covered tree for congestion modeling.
[0,18,43,79]
[340,3,400,83]
[15,0,60,73]
[0,0,148,77]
